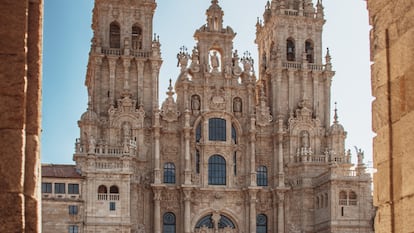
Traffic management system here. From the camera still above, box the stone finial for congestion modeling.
[333,102,338,123]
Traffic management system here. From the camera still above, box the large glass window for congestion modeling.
[68,184,79,194]
[163,162,176,184]
[208,155,226,185]
[109,202,116,211]
[163,212,176,233]
[209,118,226,141]
[55,183,65,194]
[257,166,268,186]
[257,214,267,233]
[42,182,52,193]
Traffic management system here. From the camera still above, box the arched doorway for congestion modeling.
[194,213,237,233]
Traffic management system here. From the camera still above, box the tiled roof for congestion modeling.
[41,164,82,178]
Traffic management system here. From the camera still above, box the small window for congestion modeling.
[287,38,295,61]
[195,124,201,143]
[163,163,176,184]
[316,196,320,209]
[55,183,65,194]
[209,118,226,141]
[231,125,237,144]
[109,185,119,194]
[349,191,357,205]
[109,22,120,48]
[109,202,116,211]
[195,150,200,174]
[68,184,79,194]
[98,185,107,193]
[233,152,237,176]
[208,155,226,185]
[257,166,268,186]
[339,190,348,205]
[42,182,52,193]
[324,193,329,208]
[69,205,78,215]
[163,212,176,233]
[257,214,267,233]
[68,225,79,233]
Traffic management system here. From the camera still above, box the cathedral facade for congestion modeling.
[43,0,374,233]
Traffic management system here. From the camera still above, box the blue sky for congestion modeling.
[42,0,372,166]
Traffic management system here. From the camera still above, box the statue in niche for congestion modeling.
[301,131,310,148]
[233,98,242,113]
[191,95,201,111]
[210,50,220,72]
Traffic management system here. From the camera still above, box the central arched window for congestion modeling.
[256,214,267,233]
[196,123,201,143]
[163,212,176,233]
[257,166,268,186]
[195,214,235,229]
[208,155,226,185]
[163,163,176,184]
[109,22,120,48]
[209,118,226,141]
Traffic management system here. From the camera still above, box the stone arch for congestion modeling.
[286,37,296,61]
[305,39,314,63]
[131,23,143,50]
[193,211,239,232]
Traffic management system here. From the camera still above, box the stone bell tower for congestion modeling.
[73,0,162,232]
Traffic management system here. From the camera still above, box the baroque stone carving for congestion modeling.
[160,80,181,122]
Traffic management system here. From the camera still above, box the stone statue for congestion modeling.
[192,95,201,111]
[301,131,309,148]
[233,98,242,113]
[210,51,220,71]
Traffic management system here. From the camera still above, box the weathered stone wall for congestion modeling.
[368,0,414,232]
[0,0,43,232]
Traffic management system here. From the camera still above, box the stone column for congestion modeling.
[153,189,162,233]
[136,60,144,104]
[277,192,285,233]
[108,57,117,104]
[123,57,131,91]
[250,117,257,186]
[184,111,192,184]
[288,70,295,113]
[313,73,319,118]
[93,56,103,113]
[151,61,160,109]
[249,189,258,233]
[153,111,161,184]
[277,117,285,186]
[323,73,332,128]
[183,189,192,233]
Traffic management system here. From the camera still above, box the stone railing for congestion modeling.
[283,62,325,71]
[102,48,122,56]
[100,47,152,59]
[97,193,120,201]
[284,9,299,16]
